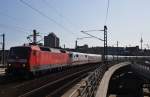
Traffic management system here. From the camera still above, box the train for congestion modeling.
[6,45,150,76]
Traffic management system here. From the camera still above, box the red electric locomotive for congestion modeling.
[6,45,70,76]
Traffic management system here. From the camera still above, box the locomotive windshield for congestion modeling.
[8,47,30,59]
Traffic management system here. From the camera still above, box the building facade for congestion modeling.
[44,33,59,48]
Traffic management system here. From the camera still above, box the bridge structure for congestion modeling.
[96,61,150,97]
[96,62,130,97]
[63,60,150,97]
[95,60,150,97]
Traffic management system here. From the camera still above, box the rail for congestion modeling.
[68,64,107,97]
[19,65,98,97]
[67,62,131,97]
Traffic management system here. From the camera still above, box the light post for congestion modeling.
[117,41,119,61]
[0,34,5,66]
[81,25,108,64]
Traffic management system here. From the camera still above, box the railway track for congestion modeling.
[0,74,31,96]
[0,64,100,97]
[0,75,23,84]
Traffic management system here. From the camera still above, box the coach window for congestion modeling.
[60,50,66,53]
[69,54,73,58]
[76,54,78,57]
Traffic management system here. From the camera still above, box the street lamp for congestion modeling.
[80,25,108,64]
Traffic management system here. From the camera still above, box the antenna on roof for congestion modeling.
[140,34,143,50]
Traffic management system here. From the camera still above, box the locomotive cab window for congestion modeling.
[8,47,30,59]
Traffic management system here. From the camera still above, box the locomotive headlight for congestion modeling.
[8,64,11,66]
[22,64,26,67]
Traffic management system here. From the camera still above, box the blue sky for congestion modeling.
[0,0,150,49]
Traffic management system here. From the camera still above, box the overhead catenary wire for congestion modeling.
[0,23,32,33]
[104,0,110,25]
[42,0,65,19]
[42,0,80,30]
[19,0,76,35]
[0,11,19,22]
[81,31,104,41]
[0,10,34,32]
